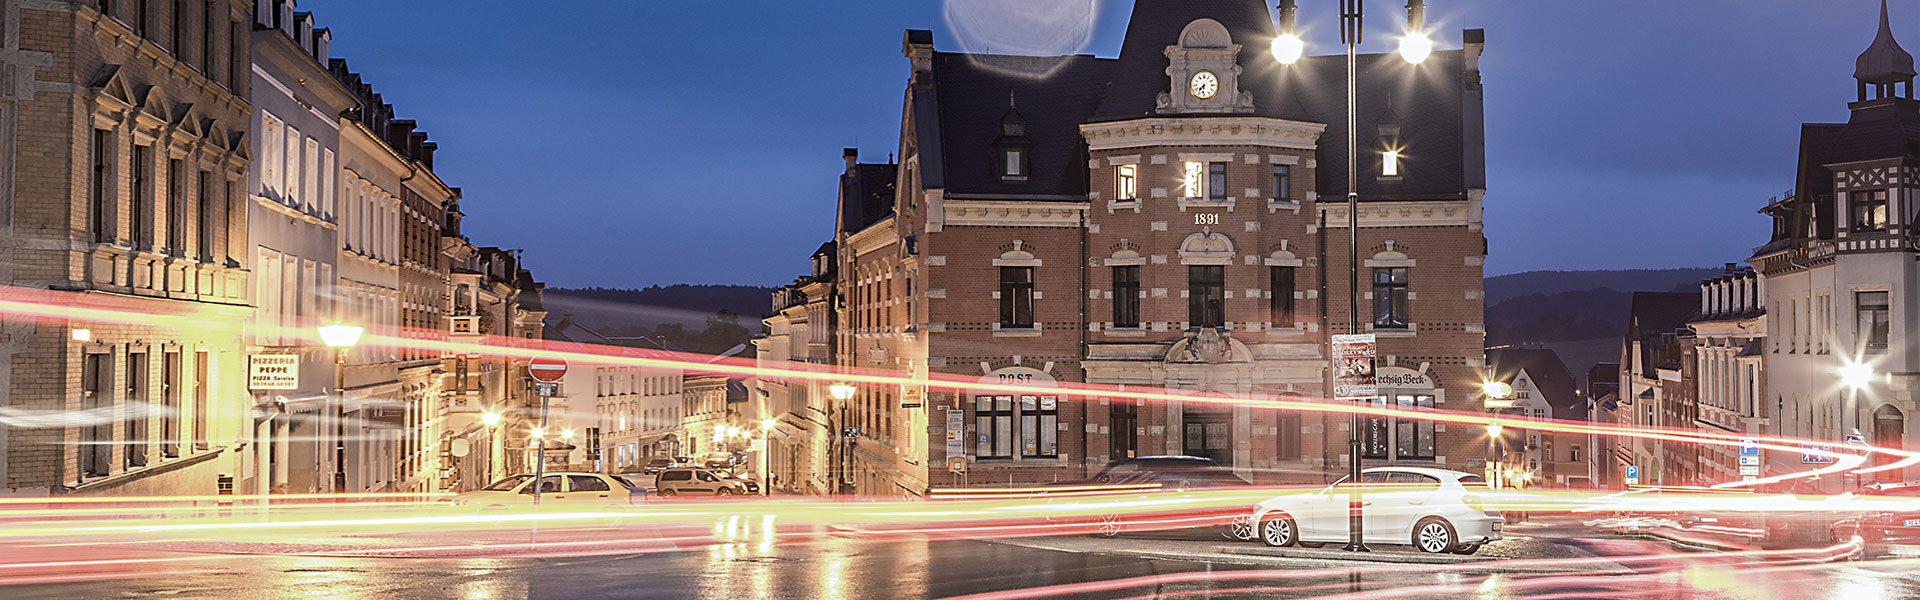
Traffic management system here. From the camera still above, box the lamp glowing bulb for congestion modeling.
[1481,381,1514,399]
[562,429,575,441]
[762,418,777,431]
[1487,423,1504,437]
[1398,32,1433,64]
[829,383,857,401]
[1840,363,1876,390]
[480,411,502,427]
[1270,33,1305,65]
[529,427,544,440]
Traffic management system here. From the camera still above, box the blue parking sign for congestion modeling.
[1739,438,1760,456]
[1624,465,1639,479]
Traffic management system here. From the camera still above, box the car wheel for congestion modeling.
[657,489,676,498]
[1095,514,1123,538]
[717,487,735,496]
[1414,517,1456,554]
[1221,513,1255,541]
[1260,515,1298,548]
[1449,543,1482,555]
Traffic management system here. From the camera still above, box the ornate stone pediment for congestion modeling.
[1166,328,1252,364]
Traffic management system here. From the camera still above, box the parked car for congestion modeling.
[1050,455,1257,539]
[654,467,751,497]
[1833,482,1920,558]
[701,452,743,469]
[1247,466,1503,554]
[641,457,677,475]
[449,472,647,510]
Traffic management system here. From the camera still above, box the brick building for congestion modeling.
[0,1,255,495]
[781,1,1492,497]
[1612,292,1699,487]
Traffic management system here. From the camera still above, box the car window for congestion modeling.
[482,475,532,492]
[1093,461,1142,483]
[570,475,611,492]
[1360,472,1390,484]
[696,471,717,482]
[1387,472,1441,488]
[610,475,640,489]
[521,476,562,495]
[660,470,692,482]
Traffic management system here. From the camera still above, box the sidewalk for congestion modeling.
[988,526,1632,574]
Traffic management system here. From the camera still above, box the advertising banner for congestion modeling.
[248,354,299,390]
[1331,334,1377,401]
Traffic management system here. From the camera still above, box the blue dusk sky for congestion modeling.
[314,0,1898,288]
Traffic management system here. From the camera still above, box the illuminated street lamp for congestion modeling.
[480,411,502,427]
[828,383,857,495]
[318,322,363,494]
[1273,0,1434,554]
[1482,379,1514,490]
[1839,361,1876,489]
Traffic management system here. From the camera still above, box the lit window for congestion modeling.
[1852,190,1889,231]
[1184,162,1205,198]
[1382,150,1400,177]
[1004,149,1025,177]
[1117,164,1137,201]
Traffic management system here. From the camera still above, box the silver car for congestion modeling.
[654,467,750,497]
[1248,466,1505,554]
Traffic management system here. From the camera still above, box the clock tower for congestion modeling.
[1159,19,1256,114]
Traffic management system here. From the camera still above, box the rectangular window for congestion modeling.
[166,159,185,254]
[135,0,148,36]
[999,266,1034,328]
[162,351,181,458]
[975,395,1014,459]
[304,138,319,211]
[197,169,212,260]
[1272,165,1292,201]
[1188,265,1224,328]
[1207,162,1227,200]
[1278,413,1301,459]
[192,351,208,451]
[1110,401,1137,460]
[1116,164,1137,201]
[1184,161,1204,198]
[126,352,148,468]
[1270,265,1296,326]
[1003,149,1024,177]
[90,130,114,243]
[171,0,184,55]
[1112,265,1140,328]
[1382,150,1401,177]
[1852,190,1889,232]
[1393,394,1436,460]
[131,145,151,248]
[203,1,215,78]
[81,353,111,478]
[1019,395,1058,458]
[228,20,242,90]
[284,125,300,202]
[1372,267,1410,329]
[225,179,241,263]
[1858,291,1891,350]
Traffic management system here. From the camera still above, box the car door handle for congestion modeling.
[598,494,610,498]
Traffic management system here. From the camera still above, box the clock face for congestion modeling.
[1190,71,1219,100]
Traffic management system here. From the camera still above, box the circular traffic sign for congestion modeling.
[529,353,569,383]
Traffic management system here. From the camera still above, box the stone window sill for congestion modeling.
[993,327,1042,338]
[1103,327,1147,337]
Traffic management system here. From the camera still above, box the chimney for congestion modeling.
[843,148,858,173]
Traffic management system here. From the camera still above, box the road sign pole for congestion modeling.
[532,391,550,507]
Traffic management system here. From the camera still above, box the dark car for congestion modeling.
[1834,482,1920,558]
[1054,455,1257,539]
[641,457,676,475]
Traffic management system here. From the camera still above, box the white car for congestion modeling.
[450,472,647,510]
[1249,466,1503,554]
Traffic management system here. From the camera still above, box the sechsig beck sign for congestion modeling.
[248,354,299,390]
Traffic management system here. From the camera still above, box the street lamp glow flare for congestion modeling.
[1270,33,1305,65]
[1840,363,1875,390]
[480,411,501,427]
[1398,31,1433,65]
[316,322,365,348]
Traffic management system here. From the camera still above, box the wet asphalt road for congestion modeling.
[13,520,1920,599]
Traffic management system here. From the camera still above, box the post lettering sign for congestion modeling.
[1331,334,1377,401]
[1802,445,1836,464]
[1739,438,1760,456]
[248,354,299,390]
[945,409,966,459]
[901,385,924,408]
[1739,455,1760,466]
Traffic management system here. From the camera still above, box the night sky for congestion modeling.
[314,1,1900,288]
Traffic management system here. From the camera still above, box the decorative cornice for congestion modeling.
[943,200,1087,229]
[1080,117,1326,152]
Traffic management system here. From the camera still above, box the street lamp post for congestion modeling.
[761,418,777,496]
[318,323,364,495]
[1840,362,1875,488]
[1272,0,1433,554]
[829,383,856,496]
[1482,381,1514,489]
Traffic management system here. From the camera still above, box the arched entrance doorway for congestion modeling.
[1874,404,1905,483]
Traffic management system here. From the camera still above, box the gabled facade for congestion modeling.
[1689,264,1768,486]
[1752,0,1918,490]
[799,0,1492,497]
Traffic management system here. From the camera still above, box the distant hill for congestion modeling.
[1485,268,1719,306]
[1486,268,1719,384]
[543,285,773,339]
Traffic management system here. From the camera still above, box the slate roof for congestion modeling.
[1487,348,1583,420]
[1625,292,1699,376]
[915,0,1482,202]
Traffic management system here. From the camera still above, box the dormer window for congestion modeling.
[1382,150,1401,178]
[995,102,1030,181]
[1117,165,1137,201]
[1002,148,1026,178]
[1851,189,1889,231]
